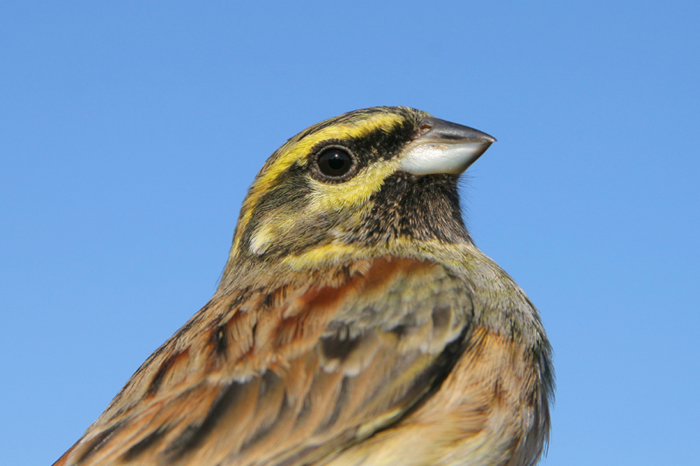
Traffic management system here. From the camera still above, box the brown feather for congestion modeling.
[56,257,497,466]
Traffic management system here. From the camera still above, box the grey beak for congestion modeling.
[418,117,496,144]
[399,117,496,176]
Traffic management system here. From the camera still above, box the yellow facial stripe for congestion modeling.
[281,242,361,269]
[308,159,397,212]
[279,237,474,271]
[233,112,406,255]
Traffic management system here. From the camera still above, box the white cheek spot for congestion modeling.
[249,229,271,255]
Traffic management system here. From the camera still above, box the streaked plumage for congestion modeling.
[55,106,553,466]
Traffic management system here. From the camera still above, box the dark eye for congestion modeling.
[317,147,354,178]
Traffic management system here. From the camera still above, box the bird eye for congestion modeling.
[316,147,355,178]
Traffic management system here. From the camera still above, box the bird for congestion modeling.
[54,106,553,466]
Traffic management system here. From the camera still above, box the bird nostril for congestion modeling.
[416,122,433,137]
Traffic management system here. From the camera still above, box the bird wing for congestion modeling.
[54,257,473,466]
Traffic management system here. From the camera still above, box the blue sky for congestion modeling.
[1,2,698,465]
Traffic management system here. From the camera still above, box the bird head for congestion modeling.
[221,106,495,286]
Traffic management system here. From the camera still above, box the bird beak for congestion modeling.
[399,116,496,176]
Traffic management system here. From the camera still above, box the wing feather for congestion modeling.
[54,257,473,466]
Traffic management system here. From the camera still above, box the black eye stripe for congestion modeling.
[304,119,417,184]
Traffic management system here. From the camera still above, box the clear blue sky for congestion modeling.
[1,2,698,465]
